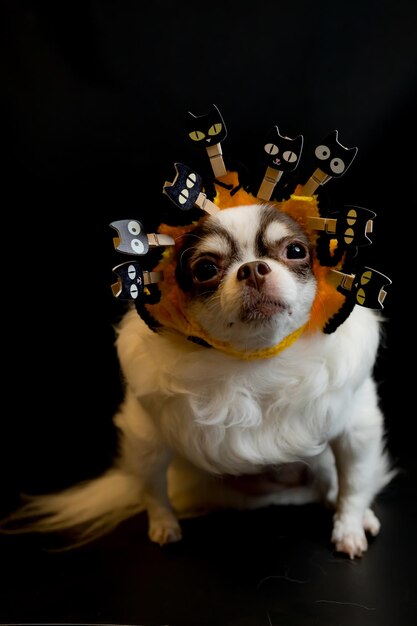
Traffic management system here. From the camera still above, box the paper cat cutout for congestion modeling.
[187,104,227,148]
[313,130,358,178]
[263,126,303,172]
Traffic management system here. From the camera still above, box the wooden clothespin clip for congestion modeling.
[300,130,358,197]
[257,126,303,201]
[187,104,228,178]
[163,163,219,216]
[110,220,174,255]
[111,261,163,300]
[328,266,391,309]
[307,206,375,247]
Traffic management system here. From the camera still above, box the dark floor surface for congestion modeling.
[1,466,416,626]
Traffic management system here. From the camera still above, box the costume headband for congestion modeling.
[110,104,391,359]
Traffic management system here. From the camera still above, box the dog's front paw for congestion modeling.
[331,516,368,559]
[148,515,182,546]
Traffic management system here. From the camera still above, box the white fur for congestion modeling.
[3,204,393,558]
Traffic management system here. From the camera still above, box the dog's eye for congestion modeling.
[193,260,219,282]
[286,243,307,259]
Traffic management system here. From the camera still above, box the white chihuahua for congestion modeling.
[6,202,393,559]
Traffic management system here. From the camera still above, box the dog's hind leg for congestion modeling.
[115,387,182,545]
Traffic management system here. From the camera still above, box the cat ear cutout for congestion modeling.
[187,104,228,178]
[328,266,391,309]
[163,163,219,216]
[299,130,358,197]
[257,126,304,201]
[110,219,174,255]
[111,261,163,300]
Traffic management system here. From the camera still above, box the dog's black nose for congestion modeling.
[237,261,271,289]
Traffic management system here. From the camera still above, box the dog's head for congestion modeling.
[173,203,317,351]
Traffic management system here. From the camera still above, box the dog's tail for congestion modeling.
[1,468,144,547]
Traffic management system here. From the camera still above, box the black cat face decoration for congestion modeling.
[187,104,227,147]
[112,261,146,300]
[163,162,219,216]
[350,268,391,309]
[314,130,358,177]
[111,261,163,300]
[163,163,203,211]
[263,126,304,172]
[334,206,375,247]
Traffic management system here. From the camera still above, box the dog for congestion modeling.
[4,201,393,559]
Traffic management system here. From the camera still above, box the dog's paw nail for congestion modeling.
[149,522,182,546]
[333,533,368,558]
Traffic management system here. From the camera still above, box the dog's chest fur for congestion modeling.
[117,306,381,476]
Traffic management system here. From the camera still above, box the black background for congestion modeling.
[1,1,417,625]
